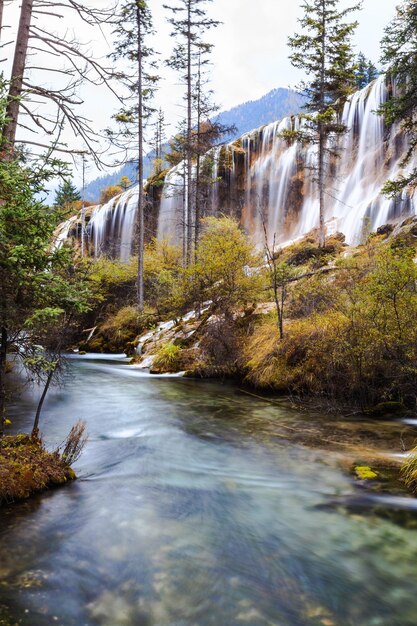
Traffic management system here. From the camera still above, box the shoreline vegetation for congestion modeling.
[75,217,417,414]
[0,423,86,507]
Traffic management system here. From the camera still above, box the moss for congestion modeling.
[0,434,76,506]
[354,465,379,480]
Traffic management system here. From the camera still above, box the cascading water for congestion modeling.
[87,187,139,261]
[157,163,186,244]
[58,75,417,257]
[241,75,416,245]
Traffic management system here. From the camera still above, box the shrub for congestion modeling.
[153,342,182,372]
[200,317,241,369]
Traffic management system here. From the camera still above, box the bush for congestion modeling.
[243,244,417,408]
[153,342,182,372]
[200,317,241,370]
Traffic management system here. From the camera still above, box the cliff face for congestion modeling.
[58,75,416,258]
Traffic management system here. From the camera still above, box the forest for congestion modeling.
[1,1,417,625]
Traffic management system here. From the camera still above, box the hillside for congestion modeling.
[83,87,304,202]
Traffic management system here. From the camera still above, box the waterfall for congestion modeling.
[241,75,416,245]
[87,187,139,260]
[157,163,185,245]
[53,215,78,249]
[57,75,417,256]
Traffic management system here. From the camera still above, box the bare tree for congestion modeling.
[1,0,119,164]
[262,221,296,340]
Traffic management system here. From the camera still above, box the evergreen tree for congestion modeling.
[355,51,368,89]
[151,108,167,176]
[53,179,81,218]
[355,52,379,89]
[285,0,360,247]
[0,142,92,436]
[110,0,159,311]
[164,0,220,263]
[380,0,417,195]
[366,59,379,84]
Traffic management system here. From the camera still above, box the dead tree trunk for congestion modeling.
[3,0,34,146]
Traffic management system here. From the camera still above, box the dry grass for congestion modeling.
[0,434,76,506]
[401,448,417,494]
[57,420,87,467]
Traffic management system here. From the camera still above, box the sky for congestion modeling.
[2,0,399,185]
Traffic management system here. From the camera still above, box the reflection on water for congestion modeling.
[1,355,417,626]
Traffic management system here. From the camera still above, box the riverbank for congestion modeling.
[71,216,417,414]
[0,434,76,506]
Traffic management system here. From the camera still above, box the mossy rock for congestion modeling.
[365,401,409,418]
[287,244,336,267]
[354,465,379,480]
[376,223,394,237]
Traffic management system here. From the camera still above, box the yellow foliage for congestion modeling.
[99,185,123,205]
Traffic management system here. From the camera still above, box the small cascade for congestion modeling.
[53,215,78,249]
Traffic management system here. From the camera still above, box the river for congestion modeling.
[1,354,417,626]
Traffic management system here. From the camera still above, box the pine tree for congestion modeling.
[53,179,81,217]
[355,52,379,89]
[286,0,360,247]
[366,60,379,84]
[111,0,159,311]
[151,108,167,175]
[164,0,220,263]
[380,0,417,196]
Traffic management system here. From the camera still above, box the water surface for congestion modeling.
[1,355,417,626]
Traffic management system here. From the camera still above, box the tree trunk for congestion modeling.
[318,127,326,248]
[0,0,5,43]
[3,0,34,146]
[0,326,8,438]
[31,367,54,439]
[186,0,193,264]
[136,3,144,312]
[194,51,202,254]
[318,1,326,249]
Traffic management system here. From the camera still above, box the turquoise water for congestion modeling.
[1,354,417,626]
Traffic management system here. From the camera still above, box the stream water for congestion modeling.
[1,354,417,626]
